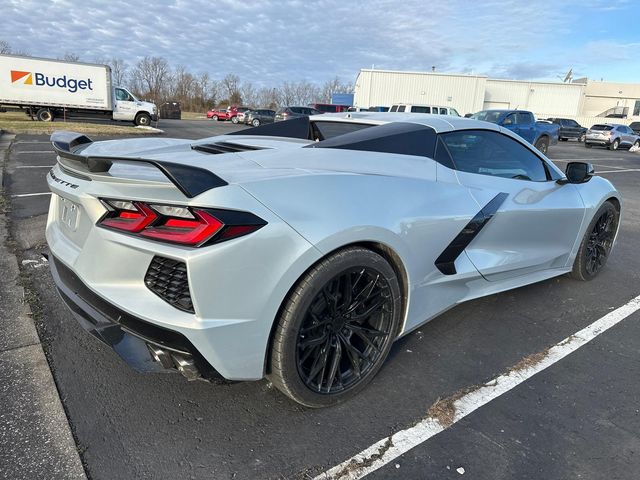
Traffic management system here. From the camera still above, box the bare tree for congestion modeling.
[62,52,81,62]
[0,40,11,54]
[132,56,171,104]
[240,82,258,107]
[221,74,242,105]
[320,77,353,103]
[108,58,128,86]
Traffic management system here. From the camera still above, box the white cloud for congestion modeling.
[1,0,637,85]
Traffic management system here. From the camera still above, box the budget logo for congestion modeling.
[11,70,33,85]
[10,69,93,93]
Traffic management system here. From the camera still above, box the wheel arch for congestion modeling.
[263,239,410,376]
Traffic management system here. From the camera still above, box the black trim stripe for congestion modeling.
[435,192,509,275]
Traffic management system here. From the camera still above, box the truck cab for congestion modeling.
[112,86,158,126]
[471,109,559,154]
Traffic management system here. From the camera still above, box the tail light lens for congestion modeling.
[98,199,265,247]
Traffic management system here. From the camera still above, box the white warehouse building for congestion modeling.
[353,69,640,121]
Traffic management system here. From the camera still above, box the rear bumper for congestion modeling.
[49,253,225,382]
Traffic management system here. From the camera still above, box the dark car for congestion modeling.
[244,109,276,127]
[309,103,350,113]
[548,118,587,142]
[275,106,322,122]
[629,121,640,135]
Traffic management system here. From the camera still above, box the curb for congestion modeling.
[0,133,87,480]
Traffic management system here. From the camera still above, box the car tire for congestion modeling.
[36,108,54,122]
[252,118,260,127]
[231,116,239,124]
[585,143,592,148]
[134,112,151,127]
[560,137,568,142]
[608,139,620,150]
[633,140,640,149]
[578,133,586,142]
[569,201,619,281]
[534,136,549,155]
[212,115,218,121]
[267,247,402,408]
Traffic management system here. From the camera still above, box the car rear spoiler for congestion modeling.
[50,131,227,198]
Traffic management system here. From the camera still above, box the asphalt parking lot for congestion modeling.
[4,128,640,479]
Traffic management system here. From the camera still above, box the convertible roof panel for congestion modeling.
[306,121,437,158]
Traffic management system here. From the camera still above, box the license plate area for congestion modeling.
[59,197,81,232]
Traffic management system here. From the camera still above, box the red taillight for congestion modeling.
[100,202,157,232]
[98,200,265,247]
[140,209,223,245]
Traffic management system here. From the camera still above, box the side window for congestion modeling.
[516,112,533,124]
[115,88,129,101]
[397,105,406,112]
[569,120,579,128]
[411,106,430,113]
[440,130,549,182]
[389,105,398,112]
[439,108,447,114]
[503,113,516,125]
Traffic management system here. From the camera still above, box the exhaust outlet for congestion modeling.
[172,354,201,381]
[147,345,174,369]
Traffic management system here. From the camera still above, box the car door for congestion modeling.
[438,129,585,281]
[515,112,536,144]
[112,87,136,121]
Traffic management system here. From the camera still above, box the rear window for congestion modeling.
[471,111,504,123]
[291,107,304,114]
[591,124,613,131]
[411,106,431,113]
[311,121,373,141]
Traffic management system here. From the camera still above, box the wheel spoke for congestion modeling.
[348,323,389,338]
[299,331,329,350]
[349,297,386,322]
[340,272,353,313]
[351,328,382,354]
[339,334,362,377]
[307,337,332,390]
[325,340,342,392]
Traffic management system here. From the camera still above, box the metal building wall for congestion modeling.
[353,69,487,115]
[484,79,584,116]
[582,81,640,117]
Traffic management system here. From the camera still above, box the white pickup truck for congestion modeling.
[0,54,157,126]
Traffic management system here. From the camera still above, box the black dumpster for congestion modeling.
[159,102,181,120]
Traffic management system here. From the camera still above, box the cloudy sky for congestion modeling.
[2,0,639,86]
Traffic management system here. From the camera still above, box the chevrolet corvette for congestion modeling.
[46,113,621,407]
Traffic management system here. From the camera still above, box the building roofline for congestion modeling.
[358,68,488,79]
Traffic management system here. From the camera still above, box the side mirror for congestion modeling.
[558,162,594,184]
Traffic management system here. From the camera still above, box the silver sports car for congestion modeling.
[46,113,621,407]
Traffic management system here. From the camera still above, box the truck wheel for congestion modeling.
[231,116,239,124]
[578,133,586,142]
[534,136,549,155]
[560,137,568,141]
[134,113,151,127]
[212,115,218,121]
[36,108,54,122]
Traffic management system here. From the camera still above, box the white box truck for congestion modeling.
[0,54,157,126]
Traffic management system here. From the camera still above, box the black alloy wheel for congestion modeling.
[535,136,549,154]
[296,267,393,394]
[268,247,401,407]
[570,201,619,281]
[585,208,617,276]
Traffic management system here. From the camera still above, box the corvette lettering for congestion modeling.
[49,170,79,189]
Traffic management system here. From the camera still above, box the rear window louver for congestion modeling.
[191,141,266,154]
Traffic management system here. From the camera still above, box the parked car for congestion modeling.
[207,108,229,121]
[389,104,460,116]
[47,118,620,407]
[629,121,640,135]
[471,110,559,154]
[274,106,322,121]
[232,107,251,124]
[244,109,275,127]
[585,124,640,150]
[548,118,587,142]
[309,103,350,113]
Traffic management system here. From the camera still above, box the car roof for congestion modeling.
[310,112,500,134]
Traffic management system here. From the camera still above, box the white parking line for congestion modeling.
[597,169,640,174]
[15,165,55,168]
[316,294,640,480]
[11,192,51,198]
[15,150,54,154]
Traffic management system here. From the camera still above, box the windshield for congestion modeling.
[471,111,504,123]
